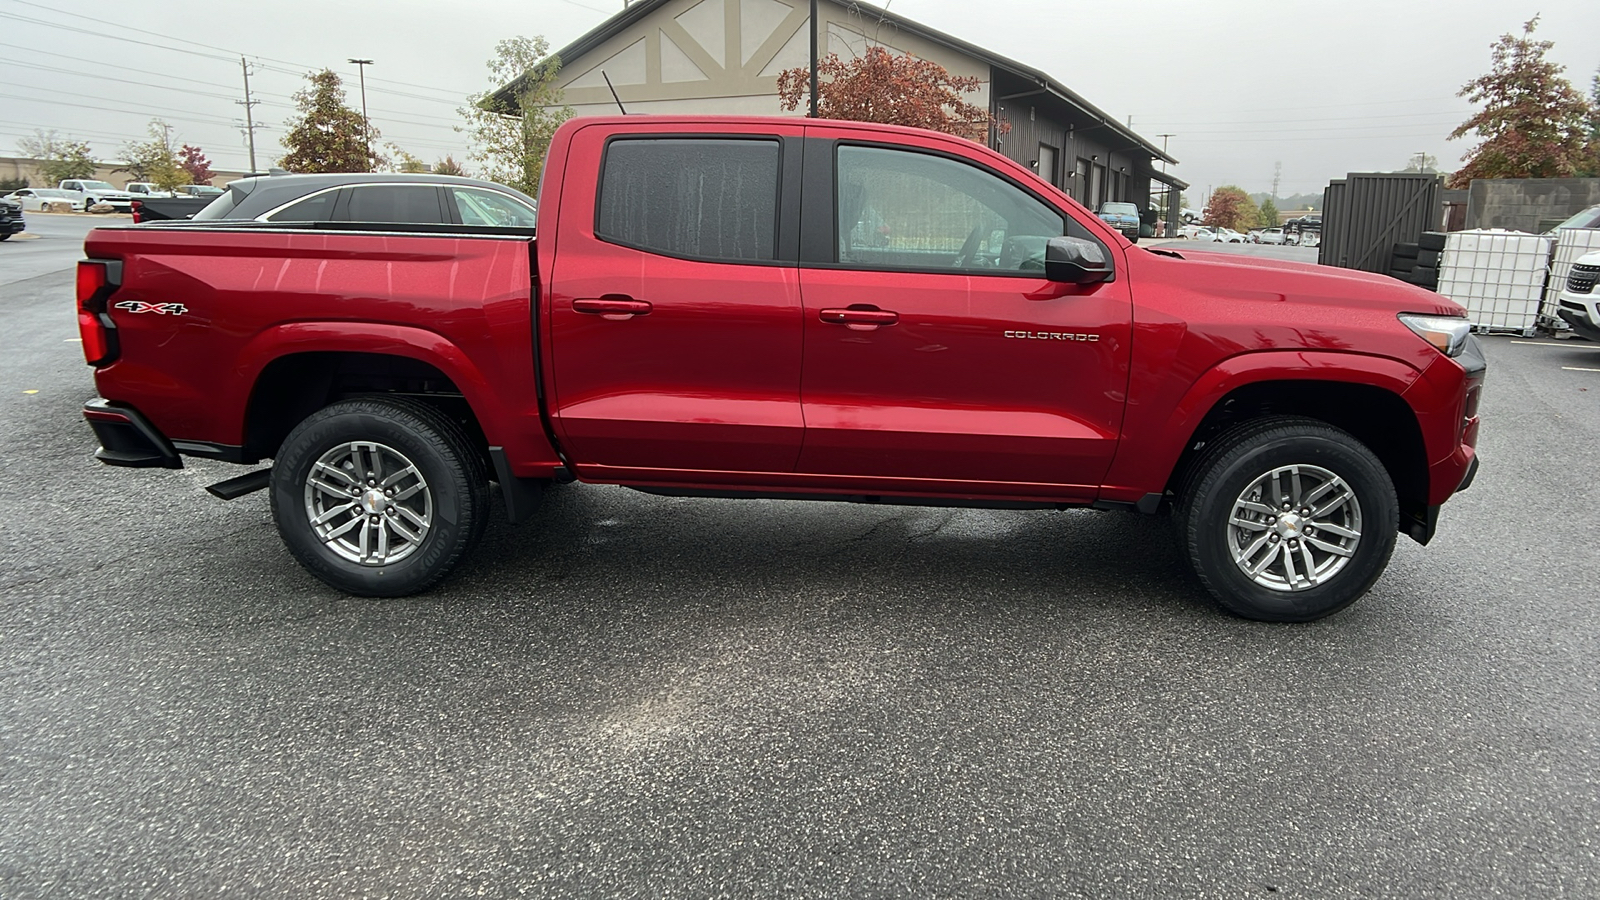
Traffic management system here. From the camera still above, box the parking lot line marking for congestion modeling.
[1509,340,1600,349]
[22,390,38,394]
[63,338,80,343]
[1560,366,1600,372]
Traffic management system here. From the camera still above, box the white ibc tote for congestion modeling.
[1435,229,1554,335]
[1542,228,1600,330]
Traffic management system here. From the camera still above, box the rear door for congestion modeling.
[794,131,1133,498]
[545,125,805,479]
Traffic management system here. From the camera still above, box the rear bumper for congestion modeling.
[83,399,181,468]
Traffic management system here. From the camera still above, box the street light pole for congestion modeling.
[808,0,818,118]
[348,58,373,168]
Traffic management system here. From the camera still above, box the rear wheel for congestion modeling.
[270,397,488,597]
[1178,417,1398,622]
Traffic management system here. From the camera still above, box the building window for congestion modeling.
[597,138,780,262]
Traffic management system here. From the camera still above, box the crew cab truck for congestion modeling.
[76,116,1484,622]
[59,179,134,211]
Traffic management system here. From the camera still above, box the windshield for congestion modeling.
[79,181,116,191]
[1549,205,1600,232]
[1101,202,1138,215]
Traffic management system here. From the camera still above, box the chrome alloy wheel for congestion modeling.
[1225,464,1362,592]
[303,441,432,566]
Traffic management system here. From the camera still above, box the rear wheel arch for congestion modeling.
[243,351,489,464]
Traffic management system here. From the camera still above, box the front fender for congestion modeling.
[1099,349,1423,503]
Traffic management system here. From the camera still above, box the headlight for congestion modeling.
[1399,313,1472,357]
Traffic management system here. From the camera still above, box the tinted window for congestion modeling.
[597,138,779,262]
[192,186,246,220]
[342,185,444,224]
[836,145,1066,274]
[266,189,338,222]
[450,187,536,227]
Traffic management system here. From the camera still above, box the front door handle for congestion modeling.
[819,306,898,328]
[574,295,652,319]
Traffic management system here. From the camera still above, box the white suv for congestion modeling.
[1555,250,1600,341]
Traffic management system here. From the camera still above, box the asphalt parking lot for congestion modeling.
[2,225,1598,898]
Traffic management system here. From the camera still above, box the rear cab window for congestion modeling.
[596,138,781,262]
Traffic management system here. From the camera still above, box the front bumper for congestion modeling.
[1556,290,1600,341]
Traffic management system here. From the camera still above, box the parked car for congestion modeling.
[123,182,177,199]
[1554,250,1600,341]
[1096,201,1140,242]
[58,179,135,212]
[3,187,79,212]
[0,196,23,239]
[1546,205,1600,234]
[1198,227,1245,243]
[1177,224,1212,240]
[175,184,225,199]
[186,172,537,227]
[76,114,1484,623]
[1258,227,1287,245]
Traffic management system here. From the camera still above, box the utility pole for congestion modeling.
[1271,161,1282,200]
[1156,133,1173,172]
[238,56,259,172]
[348,58,374,166]
[808,0,819,117]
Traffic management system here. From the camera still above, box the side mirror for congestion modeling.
[1044,236,1114,284]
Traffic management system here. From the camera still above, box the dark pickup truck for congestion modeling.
[76,115,1484,621]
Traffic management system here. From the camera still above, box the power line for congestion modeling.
[6,0,477,101]
[0,60,239,101]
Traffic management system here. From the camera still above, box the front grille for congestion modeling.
[1561,300,1589,312]
[1568,264,1599,294]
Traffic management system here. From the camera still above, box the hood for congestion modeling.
[1154,247,1460,310]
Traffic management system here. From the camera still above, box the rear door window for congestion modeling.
[340,185,445,224]
[596,138,780,262]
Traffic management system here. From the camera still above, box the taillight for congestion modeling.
[76,260,117,366]
[130,199,143,224]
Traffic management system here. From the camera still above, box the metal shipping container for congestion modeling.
[1318,173,1442,273]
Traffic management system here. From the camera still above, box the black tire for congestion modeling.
[1387,267,1415,280]
[0,234,9,241]
[1177,416,1398,622]
[1418,231,1447,252]
[1391,242,1420,259]
[1416,248,1441,268]
[270,397,489,597]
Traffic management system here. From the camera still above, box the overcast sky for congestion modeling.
[3,0,1597,200]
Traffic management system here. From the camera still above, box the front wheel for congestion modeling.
[270,397,489,597]
[1178,417,1398,622]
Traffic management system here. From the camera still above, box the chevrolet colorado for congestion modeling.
[76,116,1484,621]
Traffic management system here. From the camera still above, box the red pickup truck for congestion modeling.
[76,116,1483,621]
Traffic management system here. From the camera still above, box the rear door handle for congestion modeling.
[819,306,898,327]
[574,295,652,319]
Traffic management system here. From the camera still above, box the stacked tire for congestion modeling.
[1388,232,1446,290]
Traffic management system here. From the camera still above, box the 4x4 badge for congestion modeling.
[115,301,187,315]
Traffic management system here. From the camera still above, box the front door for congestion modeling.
[795,140,1133,499]
[546,129,804,479]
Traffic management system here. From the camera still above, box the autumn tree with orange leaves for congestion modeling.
[1447,17,1594,187]
[777,47,1005,142]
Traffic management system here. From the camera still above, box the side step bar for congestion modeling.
[206,469,271,500]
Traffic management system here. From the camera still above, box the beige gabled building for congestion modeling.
[497,0,1185,222]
